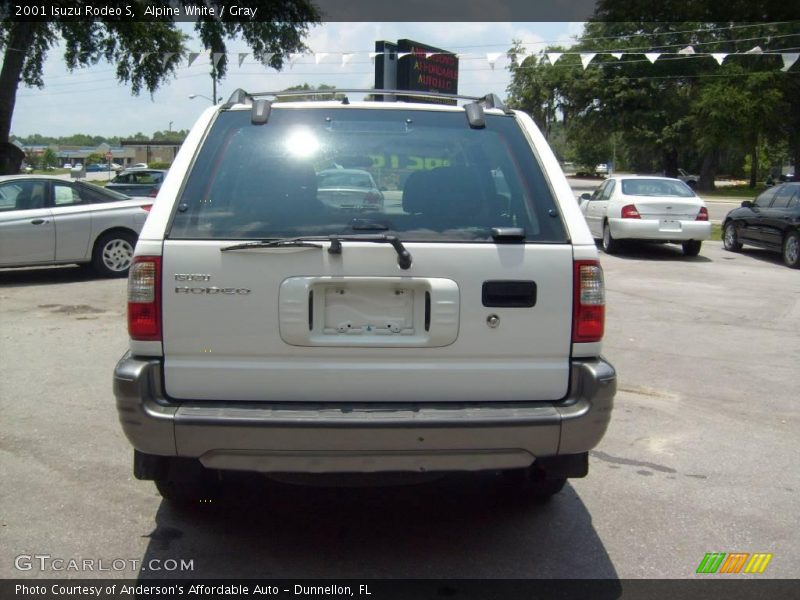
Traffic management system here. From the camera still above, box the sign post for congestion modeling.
[374,39,459,104]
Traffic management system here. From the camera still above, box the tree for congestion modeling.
[41,148,57,169]
[0,1,320,174]
[506,17,798,190]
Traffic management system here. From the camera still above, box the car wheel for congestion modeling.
[503,466,566,503]
[602,222,620,254]
[92,231,136,278]
[155,478,222,507]
[682,240,702,257]
[723,222,742,252]
[783,231,800,269]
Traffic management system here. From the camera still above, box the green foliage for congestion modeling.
[41,148,57,168]
[84,152,104,165]
[506,19,799,190]
[148,161,172,169]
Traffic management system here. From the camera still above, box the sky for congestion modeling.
[10,21,584,139]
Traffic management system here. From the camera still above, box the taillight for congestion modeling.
[573,260,605,343]
[696,207,709,221]
[363,191,381,206]
[128,256,161,341]
[621,204,640,219]
[140,204,153,212]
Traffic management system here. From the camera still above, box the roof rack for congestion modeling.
[223,88,512,128]
[225,88,509,109]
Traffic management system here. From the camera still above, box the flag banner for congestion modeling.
[580,53,596,69]
[782,53,799,72]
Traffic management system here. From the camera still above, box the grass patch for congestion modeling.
[710,223,722,241]
[700,184,765,198]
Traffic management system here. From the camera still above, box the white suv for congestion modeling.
[114,90,616,505]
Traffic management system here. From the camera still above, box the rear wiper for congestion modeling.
[221,238,323,252]
[220,235,412,269]
[328,234,412,270]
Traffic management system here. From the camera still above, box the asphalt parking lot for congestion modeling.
[0,241,798,581]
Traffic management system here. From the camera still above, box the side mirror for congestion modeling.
[580,192,592,201]
[741,200,754,208]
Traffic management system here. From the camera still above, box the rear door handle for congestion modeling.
[31,219,47,225]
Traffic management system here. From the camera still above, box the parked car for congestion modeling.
[0,176,152,277]
[106,169,167,198]
[595,163,609,176]
[85,163,113,172]
[676,168,698,188]
[722,182,800,268]
[114,89,615,507]
[579,175,711,256]
[130,162,148,169]
[316,168,384,211]
[62,163,73,169]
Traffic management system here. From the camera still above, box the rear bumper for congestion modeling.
[114,354,615,474]
[609,218,711,241]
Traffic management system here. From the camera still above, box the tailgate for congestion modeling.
[161,240,573,402]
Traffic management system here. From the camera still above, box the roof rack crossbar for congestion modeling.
[224,89,508,106]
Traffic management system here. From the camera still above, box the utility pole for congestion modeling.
[211,50,217,104]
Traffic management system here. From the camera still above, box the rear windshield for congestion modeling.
[621,178,695,197]
[169,107,567,242]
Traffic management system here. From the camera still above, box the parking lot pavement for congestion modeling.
[0,242,798,579]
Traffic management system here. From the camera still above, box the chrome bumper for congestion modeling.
[114,354,615,473]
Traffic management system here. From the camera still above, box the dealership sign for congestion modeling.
[374,39,459,104]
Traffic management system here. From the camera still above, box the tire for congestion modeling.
[601,222,620,254]
[682,240,702,257]
[155,478,222,507]
[92,231,136,277]
[723,222,742,252]
[783,231,800,269]
[502,467,567,503]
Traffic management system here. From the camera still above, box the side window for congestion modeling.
[75,183,116,204]
[788,186,800,208]
[771,185,797,209]
[0,180,47,211]
[754,187,778,208]
[591,182,607,200]
[112,174,130,184]
[53,183,86,206]
[600,180,616,200]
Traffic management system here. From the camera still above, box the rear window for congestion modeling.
[621,178,695,197]
[168,107,567,242]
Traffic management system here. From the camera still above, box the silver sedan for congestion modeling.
[0,175,152,277]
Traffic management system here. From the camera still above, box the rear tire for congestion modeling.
[92,230,136,277]
[682,240,702,257]
[602,222,620,254]
[723,222,742,252]
[503,467,567,503]
[155,478,222,507]
[783,231,800,268]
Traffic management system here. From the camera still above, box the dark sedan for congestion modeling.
[106,169,167,198]
[722,182,800,268]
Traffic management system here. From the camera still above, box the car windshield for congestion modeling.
[168,107,567,243]
[621,178,695,197]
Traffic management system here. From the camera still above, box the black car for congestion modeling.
[722,183,800,268]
